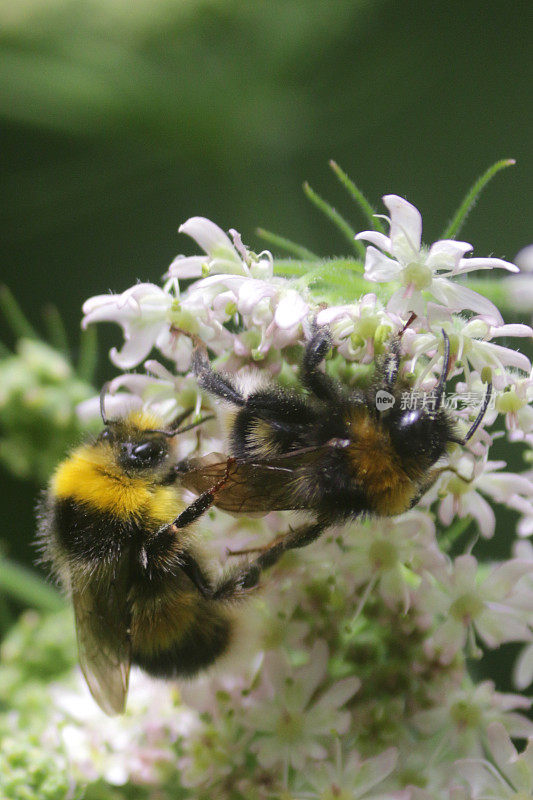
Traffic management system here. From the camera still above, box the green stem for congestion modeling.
[43,304,69,356]
[438,516,472,553]
[303,182,365,258]
[77,325,98,382]
[0,285,39,340]
[441,159,515,240]
[256,228,320,261]
[329,160,385,234]
[0,558,64,611]
[274,259,324,277]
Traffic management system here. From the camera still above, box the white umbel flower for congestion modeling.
[356,195,518,324]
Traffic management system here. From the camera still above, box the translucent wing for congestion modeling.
[71,553,132,716]
[179,447,330,514]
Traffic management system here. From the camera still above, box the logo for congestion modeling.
[375,389,395,411]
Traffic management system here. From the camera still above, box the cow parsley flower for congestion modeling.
[355,194,518,324]
[418,555,533,664]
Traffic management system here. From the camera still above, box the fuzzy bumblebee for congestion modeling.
[180,327,492,586]
[37,401,254,715]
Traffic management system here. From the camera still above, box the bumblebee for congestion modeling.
[37,395,256,715]
[179,327,492,588]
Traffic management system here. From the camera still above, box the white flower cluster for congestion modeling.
[69,195,533,798]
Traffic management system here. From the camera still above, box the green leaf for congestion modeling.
[256,228,320,261]
[329,160,385,233]
[303,181,365,257]
[77,324,98,382]
[441,159,515,240]
[0,285,39,340]
[0,558,64,612]
[42,304,69,356]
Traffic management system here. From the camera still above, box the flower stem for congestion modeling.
[43,304,69,356]
[329,160,385,234]
[303,182,365,257]
[256,228,320,261]
[441,159,516,240]
[77,325,98,382]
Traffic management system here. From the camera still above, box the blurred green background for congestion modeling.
[1,0,531,637]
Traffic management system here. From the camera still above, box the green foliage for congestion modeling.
[0,735,72,800]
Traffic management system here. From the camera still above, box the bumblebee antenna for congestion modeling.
[449,382,493,445]
[143,410,215,437]
[434,329,451,408]
[100,382,111,426]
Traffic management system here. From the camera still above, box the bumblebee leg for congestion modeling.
[171,458,235,528]
[178,550,214,597]
[213,520,326,598]
[192,348,246,407]
[301,327,338,402]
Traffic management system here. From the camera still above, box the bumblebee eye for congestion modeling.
[98,429,112,443]
[120,439,167,469]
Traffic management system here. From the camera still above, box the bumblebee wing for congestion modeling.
[180,448,326,513]
[72,554,132,716]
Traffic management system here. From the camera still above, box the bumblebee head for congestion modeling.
[97,384,214,474]
[97,422,170,472]
[382,329,492,467]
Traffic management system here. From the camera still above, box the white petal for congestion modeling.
[514,643,533,689]
[364,246,402,282]
[476,341,531,373]
[466,491,495,538]
[179,217,238,259]
[109,323,164,369]
[457,256,519,274]
[515,244,533,273]
[489,323,533,338]
[167,255,206,279]
[453,554,478,591]
[312,677,360,715]
[274,291,309,329]
[383,194,422,259]
[426,240,473,270]
[354,230,392,252]
[430,278,504,324]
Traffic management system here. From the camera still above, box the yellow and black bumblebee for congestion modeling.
[179,326,492,583]
[37,396,253,716]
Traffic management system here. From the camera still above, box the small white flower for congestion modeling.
[298,741,399,800]
[247,640,360,771]
[82,283,173,369]
[413,680,533,742]
[316,294,403,363]
[417,554,533,664]
[346,511,445,612]
[405,312,532,387]
[356,195,518,324]
[457,721,533,799]
[168,217,273,280]
[424,454,533,539]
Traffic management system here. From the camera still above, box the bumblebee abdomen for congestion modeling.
[130,588,232,678]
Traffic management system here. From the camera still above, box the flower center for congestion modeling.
[275,708,305,743]
[402,262,433,290]
[449,592,483,622]
[450,699,482,729]
[496,388,526,414]
[369,540,398,571]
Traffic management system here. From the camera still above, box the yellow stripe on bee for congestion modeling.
[124,410,165,432]
[51,444,185,523]
[346,407,417,516]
